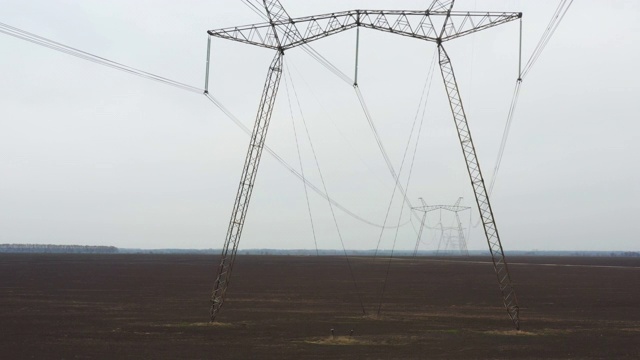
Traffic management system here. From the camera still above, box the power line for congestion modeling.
[285,58,393,192]
[0,21,202,94]
[0,19,405,231]
[486,0,573,198]
[241,0,267,19]
[284,60,366,316]
[521,0,574,78]
[488,79,522,196]
[371,51,437,257]
[376,51,437,315]
[354,87,417,214]
[203,93,404,230]
[241,0,353,85]
[282,67,319,256]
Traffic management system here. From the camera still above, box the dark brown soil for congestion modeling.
[1,254,638,359]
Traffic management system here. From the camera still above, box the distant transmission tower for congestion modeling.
[412,197,470,256]
[205,0,522,329]
[436,226,467,256]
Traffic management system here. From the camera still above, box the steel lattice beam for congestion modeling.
[413,204,471,213]
[412,197,471,213]
[413,211,428,257]
[438,43,520,329]
[210,51,284,321]
[207,10,520,51]
[454,211,469,256]
[412,197,471,257]
[412,198,429,257]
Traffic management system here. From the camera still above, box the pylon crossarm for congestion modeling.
[210,52,284,322]
[442,11,522,42]
[412,205,470,213]
[207,10,520,51]
[437,43,519,330]
[357,11,519,44]
[207,11,359,51]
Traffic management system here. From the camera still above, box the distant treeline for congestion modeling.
[508,250,640,257]
[1,245,638,257]
[234,250,640,257]
[0,244,118,254]
[119,248,640,257]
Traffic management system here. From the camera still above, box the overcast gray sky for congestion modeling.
[1,1,638,251]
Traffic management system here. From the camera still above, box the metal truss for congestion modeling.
[208,10,520,51]
[412,197,470,257]
[454,211,469,256]
[438,43,520,329]
[412,199,471,214]
[207,0,522,329]
[412,198,429,257]
[210,51,284,321]
[436,227,462,255]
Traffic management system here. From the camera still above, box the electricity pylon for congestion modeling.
[436,227,467,255]
[452,208,469,255]
[206,0,522,329]
[412,197,470,256]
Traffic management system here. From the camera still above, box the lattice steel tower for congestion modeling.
[206,0,522,329]
[413,197,470,256]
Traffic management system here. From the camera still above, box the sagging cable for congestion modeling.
[0,21,202,94]
[203,93,405,230]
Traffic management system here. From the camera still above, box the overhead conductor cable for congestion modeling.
[0,19,395,230]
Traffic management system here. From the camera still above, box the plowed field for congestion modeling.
[1,254,638,359]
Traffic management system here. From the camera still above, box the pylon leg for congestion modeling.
[413,211,428,257]
[210,52,284,322]
[454,212,469,256]
[437,43,520,329]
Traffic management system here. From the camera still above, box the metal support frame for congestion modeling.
[518,17,523,80]
[437,43,519,329]
[204,36,211,93]
[210,51,284,321]
[413,206,428,257]
[207,0,522,328]
[454,211,469,256]
[436,225,464,255]
[354,26,360,86]
[412,197,470,256]
[208,10,520,51]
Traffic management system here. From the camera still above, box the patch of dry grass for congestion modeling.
[621,327,640,332]
[162,321,237,328]
[481,329,539,336]
[304,334,422,346]
[305,336,379,346]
